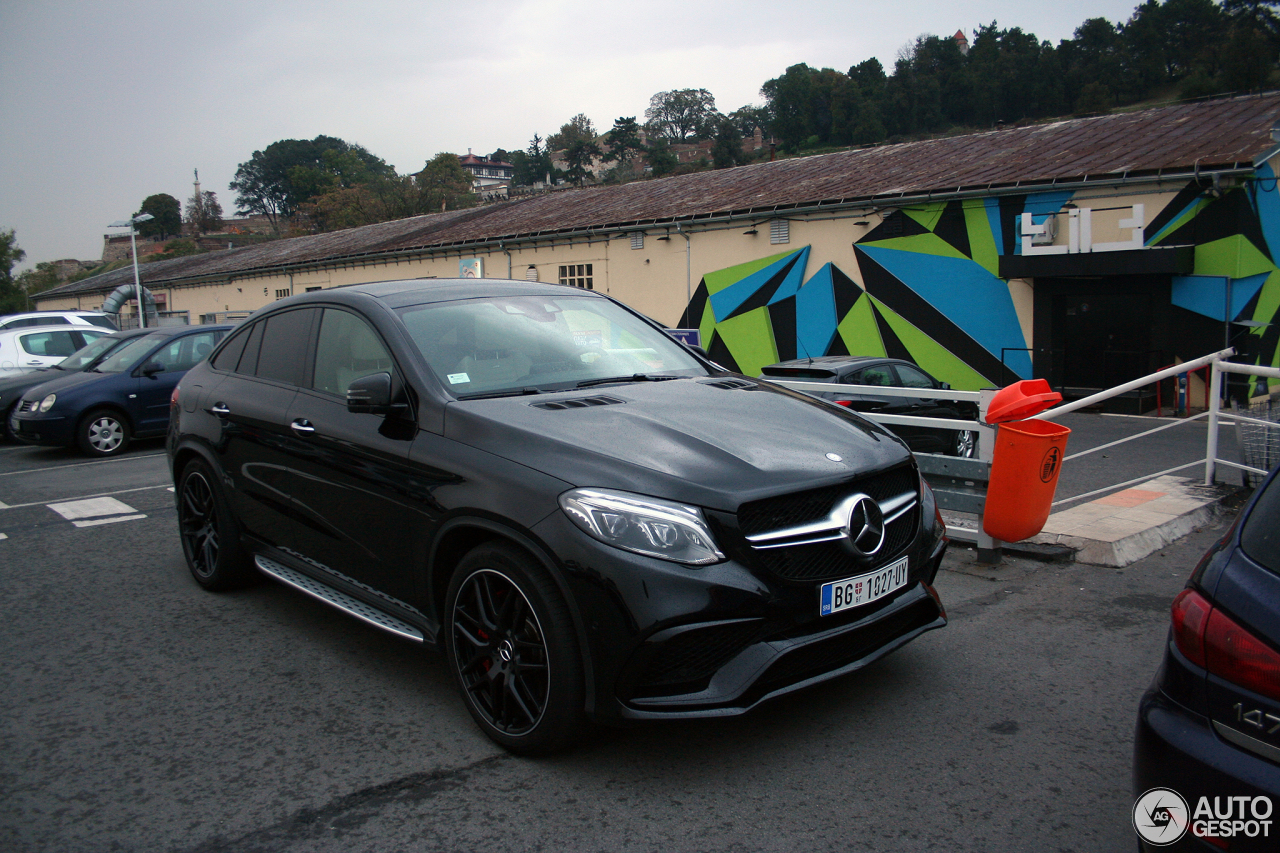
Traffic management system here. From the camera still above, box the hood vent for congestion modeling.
[533,395,626,411]
[699,378,757,390]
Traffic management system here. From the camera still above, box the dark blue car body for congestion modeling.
[1133,463,1280,851]
[10,325,231,456]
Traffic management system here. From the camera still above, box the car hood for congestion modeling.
[442,376,913,511]
[14,368,124,401]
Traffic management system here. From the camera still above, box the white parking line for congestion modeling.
[0,453,166,477]
[71,515,147,528]
[0,484,173,513]
[48,497,138,520]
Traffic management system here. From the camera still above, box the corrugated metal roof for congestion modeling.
[46,92,1280,299]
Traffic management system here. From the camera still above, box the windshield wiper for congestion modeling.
[455,387,546,400]
[576,374,682,388]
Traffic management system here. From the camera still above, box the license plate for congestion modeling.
[820,556,909,616]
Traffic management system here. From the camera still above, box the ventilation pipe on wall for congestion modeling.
[101,282,159,325]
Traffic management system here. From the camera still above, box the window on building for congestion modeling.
[770,219,790,244]
[306,286,323,292]
[275,288,292,299]
[525,266,539,281]
[559,263,593,290]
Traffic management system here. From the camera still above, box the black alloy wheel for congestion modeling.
[445,544,584,754]
[77,408,131,457]
[178,459,254,591]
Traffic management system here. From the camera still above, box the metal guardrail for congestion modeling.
[770,350,1280,561]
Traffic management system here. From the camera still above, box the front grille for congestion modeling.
[17,400,36,413]
[738,464,917,535]
[737,464,919,582]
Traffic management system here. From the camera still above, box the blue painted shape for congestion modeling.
[1172,274,1268,321]
[984,197,1004,257]
[1253,163,1280,264]
[795,263,838,357]
[1012,190,1076,256]
[709,247,808,319]
[1148,197,1204,246]
[859,246,1033,378]
[767,245,811,304]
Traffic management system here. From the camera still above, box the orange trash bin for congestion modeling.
[982,418,1071,542]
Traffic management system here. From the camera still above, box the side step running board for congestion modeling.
[255,555,424,643]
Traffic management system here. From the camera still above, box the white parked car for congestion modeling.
[0,311,117,331]
[0,325,110,375]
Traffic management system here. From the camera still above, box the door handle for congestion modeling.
[210,403,230,416]
[290,418,316,435]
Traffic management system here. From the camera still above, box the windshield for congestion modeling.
[58,334,127,371]
[398,294,706,397]
[93,332,166,374]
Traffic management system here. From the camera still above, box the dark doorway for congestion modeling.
[1034,276,1171,400]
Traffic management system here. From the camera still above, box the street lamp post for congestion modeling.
[108,213,154,328]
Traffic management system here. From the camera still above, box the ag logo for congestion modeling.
[1133,787,1189,845]
[1040,446,1062,483]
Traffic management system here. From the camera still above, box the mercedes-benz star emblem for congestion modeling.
[843,494,886,558]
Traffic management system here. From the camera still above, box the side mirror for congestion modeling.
[347,372,408,415]
[141,361,165,377]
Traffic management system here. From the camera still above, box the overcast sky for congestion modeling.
[1,0,1147,271]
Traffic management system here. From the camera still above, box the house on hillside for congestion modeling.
[459,150,514,199]
[37,93,1280,406]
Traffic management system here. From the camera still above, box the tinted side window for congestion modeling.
[1241,473,1280,574]
[85,316,116,329]
[312,309,394,396]
[895,365,935,389]
[255,309,317,386]
[857,367,892,387]
[149,331,225,373]
[212,324,251,371]
[237,321,265,375]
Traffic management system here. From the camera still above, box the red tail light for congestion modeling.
[833,399,853,407]
[1171,588,1280,702]
[170,385,181,411]
[1205,608,1280,703]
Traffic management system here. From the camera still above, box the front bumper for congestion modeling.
[533,498,948,724]
[9,411,72,447]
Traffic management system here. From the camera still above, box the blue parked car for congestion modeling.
[9,325,231,456]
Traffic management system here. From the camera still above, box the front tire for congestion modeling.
[444,543,585,755]
[177,459,255,591]
[78,408,130,457]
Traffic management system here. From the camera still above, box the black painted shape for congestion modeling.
[933,199,972,259]
[723,254,803,321]
[769,297,799,362]
[706,330,741,374]
[1146,182,1205,244]
[856,247,1006,384]
[678,280,710,328]
[999,195,1026,259]
[1162,190,1272,264]
[827,330,851,356]
[872,303,913,363]
[1000,246,1193,278]
[862,209,929,243]
[832,265,864,321]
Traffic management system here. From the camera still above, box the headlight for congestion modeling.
[559,488,724,565]
[38,394,57,413]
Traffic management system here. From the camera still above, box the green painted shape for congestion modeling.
[1194,235,1277,280]
[869,296,995,391]
[1251,270,1280,350]
[1148,198,1211,245]
[836,295,885,357]
[714,307,779,376]
[902,203,945,231]
[963,202,1000,275]
[697,297,717,347]
[702,249,801,296]
[860,232,970,260]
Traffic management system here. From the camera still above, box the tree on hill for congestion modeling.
[546,114,597,151]
[186,190,224,235]
[135,194,182,239]
[645,89,719,142]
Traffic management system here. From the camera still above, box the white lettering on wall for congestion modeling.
[1021,204,1145,256]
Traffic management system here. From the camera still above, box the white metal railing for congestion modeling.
[767,351,1280,555]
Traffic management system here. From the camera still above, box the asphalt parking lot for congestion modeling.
[0,416,1247,852]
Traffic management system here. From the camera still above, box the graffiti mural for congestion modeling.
[680,179,1280,396]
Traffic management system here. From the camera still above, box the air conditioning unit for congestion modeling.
[1029,213,1059,245]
